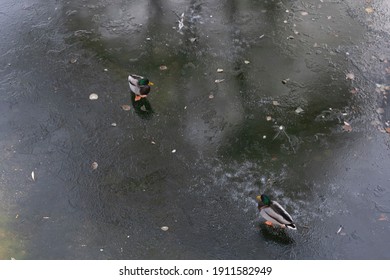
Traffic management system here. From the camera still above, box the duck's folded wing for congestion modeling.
[260,208,284,225]
[269,201,294,224]
[128,74,142,86]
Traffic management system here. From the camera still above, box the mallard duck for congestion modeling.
[128,74,154,101]
[256,194,296,230]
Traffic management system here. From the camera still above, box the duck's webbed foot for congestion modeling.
[265,221,273,227]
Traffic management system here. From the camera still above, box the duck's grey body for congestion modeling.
[257,194,297,230]
[128,74,150,96]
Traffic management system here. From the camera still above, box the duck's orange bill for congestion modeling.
[148,82,154,86]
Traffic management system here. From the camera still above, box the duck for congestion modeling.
[128,74,154,101]
[256,194,296,230]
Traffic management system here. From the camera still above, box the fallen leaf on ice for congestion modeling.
[342,121,352,132]
[244,60,250,64]
[378,214,388,221]
[365,7,374,14]
[215,79,225,83]
[161,226,169,231]
[151,141,156,145]
[217,68,224,73]
[111,123,117,127]
[209,94,214,99]
[159,65,168,71]
[91,162,98,170]
[31,171,35,181]
[272,101,280,106]
[300,11,308,16]
[346,73,355,80]
[385,128,390,134]
[89,93,98,100]
[121,105,131,111]
[69,58,78,64]
[295,107,304,114]
[350,87,359,94]
[376,83,390,93]
[376,108,385,114]
[266,116,272,121]
[171,149,176,153]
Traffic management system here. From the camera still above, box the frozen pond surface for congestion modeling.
[1,0,390,259]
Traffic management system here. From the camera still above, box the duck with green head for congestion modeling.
[256,194,296,230]
[128,74,154,101]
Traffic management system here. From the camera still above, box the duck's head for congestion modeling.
[256,194,271,206]
[139,78,154,86]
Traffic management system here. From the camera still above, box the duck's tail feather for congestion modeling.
[286,224,297,230]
